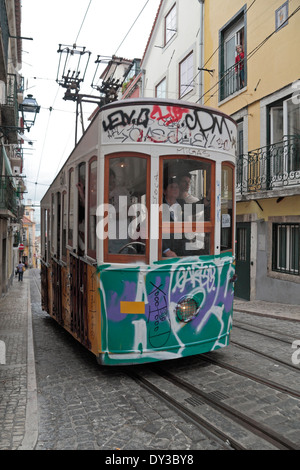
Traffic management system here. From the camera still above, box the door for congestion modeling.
[70,254,90,348]
[235,222,251,300]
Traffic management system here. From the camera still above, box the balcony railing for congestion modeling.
[220,58,246,101]
[0,176,18,216]
[236,136,300,195]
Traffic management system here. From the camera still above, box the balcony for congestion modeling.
[0,74,19,143]
[236,136,300,199]
[219,58,246,102]
[0,176,18,217]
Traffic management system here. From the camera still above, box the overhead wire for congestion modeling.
[31,0,94,201]
[114,0,150,56]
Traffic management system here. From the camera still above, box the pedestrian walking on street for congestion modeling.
[17,261,25,282]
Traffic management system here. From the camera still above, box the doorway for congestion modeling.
[235,222,251,300]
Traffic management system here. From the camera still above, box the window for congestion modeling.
[62,192,67,261]
[88,158,97,258]
[77,162,86,256]
[105,154,149,262]
[273,223,299,275]
[221,163,234,252]
[268,97,300,181]
[180,52,194,98]
[56,192,61,259]
[156,78,167,99]
[161,157,214,258]
[68,169,74,246]
[165,4,176,45]
[220,9,246,101]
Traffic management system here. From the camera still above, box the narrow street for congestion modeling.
[25,269,300,450]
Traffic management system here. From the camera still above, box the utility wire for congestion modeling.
[114,0,150,55]
[75,0,93,45]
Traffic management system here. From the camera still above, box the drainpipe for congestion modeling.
[198,0,204,104]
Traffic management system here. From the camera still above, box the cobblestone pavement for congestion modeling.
[0,269,300,450]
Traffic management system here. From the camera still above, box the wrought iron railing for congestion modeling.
[236,136,300,194]
[0,176,18,216]
[220,58,246,101]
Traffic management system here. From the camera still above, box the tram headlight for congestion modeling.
[175,297,199,323]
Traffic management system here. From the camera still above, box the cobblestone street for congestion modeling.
[0,269,300,451]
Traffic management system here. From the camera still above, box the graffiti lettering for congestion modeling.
[150,105,190,126]
[102,104,236,153]
[102,108,150,132]
[172,264,216,294]
[148,282,171,348]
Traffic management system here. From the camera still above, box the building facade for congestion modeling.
[0,0,25,294]
[121,0,300,304]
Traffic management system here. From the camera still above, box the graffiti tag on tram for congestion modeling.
[147,281,171,348]
[102,104,236,152]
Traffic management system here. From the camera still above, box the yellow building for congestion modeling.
[22,205,37,268]
[202,0,300,303]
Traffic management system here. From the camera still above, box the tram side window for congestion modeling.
[51,193,55,254]
[68,169,74,246]
[62,191,67,261]
[56,192,61,259]
[42,208,48,261]
[161,158,213,258]
[107,156,148,256]
[88,158,97,258]
[77,162,86,256]
[221,163,234,251]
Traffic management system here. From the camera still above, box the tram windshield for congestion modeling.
[107,156,148,256]
[161,157,213,258]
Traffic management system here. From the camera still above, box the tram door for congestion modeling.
[235,222,251,300]
[52,261,63,324]
[40,263,49,312]
[70,254,90,348]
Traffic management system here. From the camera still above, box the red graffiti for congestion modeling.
[150,105,190,127]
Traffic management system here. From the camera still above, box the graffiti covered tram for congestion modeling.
[40,98,237,366]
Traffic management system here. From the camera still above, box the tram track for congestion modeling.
[128,366,299,450]
[233,320,295,345]
[199,353,300,399]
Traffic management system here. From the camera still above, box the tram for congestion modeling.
[40,98,237,366]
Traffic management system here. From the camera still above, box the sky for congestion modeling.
[20,0,161,211]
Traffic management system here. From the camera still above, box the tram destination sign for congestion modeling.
[101,101,237,155]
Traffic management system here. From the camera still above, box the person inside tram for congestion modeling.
[178,172,199,204]
[162,176,184,258]
[108,168,131,253]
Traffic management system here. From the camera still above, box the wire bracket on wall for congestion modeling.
[198,67,215,76]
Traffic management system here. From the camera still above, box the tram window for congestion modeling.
[51,193,55,254]
[42,208,48,261]
[221,163,234,251]
[107,156,148,257]
[68,169,74,246]
[62,191,67,261]
[77,162,86,256]
[88,158,97,258]
[161,158,213,258]
[56,192,61,259]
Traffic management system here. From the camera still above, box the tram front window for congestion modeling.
[107,156,148,256]
[161,158,214,258]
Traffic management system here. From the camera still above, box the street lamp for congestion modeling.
[19,95,40,131]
